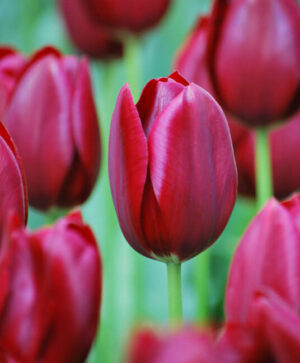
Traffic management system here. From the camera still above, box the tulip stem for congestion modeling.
[167,262,183,329]
[255,128,273,209]
[124,35,141,102]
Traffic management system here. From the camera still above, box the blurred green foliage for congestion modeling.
[0,0,257,362]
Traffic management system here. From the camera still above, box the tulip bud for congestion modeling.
[4,47,101,211]
[59,0,123,59]
[0,47,26,120]
[109,72,237,262]
[207,0,300,127]
[0,210,101,363]
[83,0,171,34]
[0,122,27,236]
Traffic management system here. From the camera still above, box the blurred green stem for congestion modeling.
[167,262,183,329]
[255,128,273,210]
[195,249,210,322]
[124,35,141,101]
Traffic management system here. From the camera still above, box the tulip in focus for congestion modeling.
[0,210,101,363]
[83,0,171,34]
[109,72,237,262]
[0,47,26,120]
[59,0,123,59]
[4,46,101,211]
[0,122,27,236]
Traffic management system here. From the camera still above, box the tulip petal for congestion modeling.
[57,57,101,207]
[148,83,237,261]
[4,54,74,210]
[109,84,149,256]
[226,198,300,324]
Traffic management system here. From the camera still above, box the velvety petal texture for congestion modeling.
[0,48,26,120]
[83,0,171,33]
[207,0,300,127]
[109,73,237,262]
[59,0,122,59]
[3,47,101,211]
[0,122,27,236]
[0,211,101,363]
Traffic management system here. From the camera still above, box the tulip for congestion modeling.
[3,46,101,211]
[109,72,237,262]
[0,210,101,363]
[128,327,218,363]
[83,0,171,34]
[0,47,26,120]
[0,122,27,236]
[207,0,300,127]
[59,0,123,59]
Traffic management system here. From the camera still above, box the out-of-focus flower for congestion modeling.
[59,0,123,59]
[109,72,237,262]
[83,0,171,34]
[175,14,300,199]
[4,46,101,211]
[127,326,218,363]
[176,0,300,128]
[0,122,27,236]
[218,195,300,362]
[0,48,26,120]
[0,210,101,363]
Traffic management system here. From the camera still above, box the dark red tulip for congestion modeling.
[128,327,218,363]
[4,47,101,211]
[207,0,300,127]
[83,0,171,33]
[59,0,123,59]
[0,48,26,120]
[109,72,237,262]
[0,210,101,363]
[175,15,300,199]
[0,122,27,236]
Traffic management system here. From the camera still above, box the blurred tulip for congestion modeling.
[83,0,171,34]
[59,0,123,59]
[207,0,300,127]
[109,72,237,262]
[127,326,218,363]
[0,47,26,120]
[0,210,101,363]
[0,122,27,236]
[175,15,300,199]
[4,46,101,211]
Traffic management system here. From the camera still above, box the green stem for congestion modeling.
[123,35,141,102]
[255,128,273,210]
[167,262,183,329]
[195,249,210,322]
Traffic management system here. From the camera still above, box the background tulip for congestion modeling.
[0,211,101,363]
[83,0,171,34]
[0,122,27,236]
[3,47,101,211]
[0,48,26,120]
[109,72,237,262]
[206,0,300,127]
[58,0,123,59]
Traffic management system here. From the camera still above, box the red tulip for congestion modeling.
[0,122,27,236]
[128,327,218,363]
[4,47,101,211]
[0,48,26,120]
[207,0,300,127]
[59,0,123,59]
[217,195,300,362]
[83,0,171,33]
[175,15,300,199]
[0,210,101,363]
[109,72,237,262]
